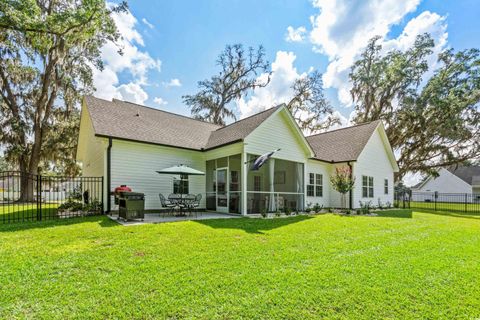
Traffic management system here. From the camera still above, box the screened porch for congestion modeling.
[205,154,305,215]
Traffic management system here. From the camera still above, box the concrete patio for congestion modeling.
[108,212,241,226]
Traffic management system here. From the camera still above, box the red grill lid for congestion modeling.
[114,185,132,193]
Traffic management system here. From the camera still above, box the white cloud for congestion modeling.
[163,78,182,87]
[142,18,154,29]
[153,97,168,106]
[92,6,161,104]
[285,26,307,42]
[116,83,149,104]
[308,0,447,107]
[237,51,304,119]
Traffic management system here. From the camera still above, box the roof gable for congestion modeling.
[447,165,480,186]
[243,106,315,158]
[306,121,380,163]
[205,106,280,149]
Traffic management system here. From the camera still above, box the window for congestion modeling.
[174,174,189,194]
[362,176,374,198]
[315,174,323,197]
[384,179,389,194]
[307,173,323,197]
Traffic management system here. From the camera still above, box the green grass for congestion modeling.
[1,210,479,319]
[0,203,60,222]
[408,201,480,213]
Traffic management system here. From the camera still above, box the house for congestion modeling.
[76,96,399,214]
[412,165,480,195]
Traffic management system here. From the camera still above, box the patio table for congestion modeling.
[168,194,196,216]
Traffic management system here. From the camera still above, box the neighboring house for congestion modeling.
[412,165,480,195]
[76,96,399,214]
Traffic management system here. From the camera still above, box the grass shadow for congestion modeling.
[195,215,314,234]
[375,209,413,219]
[0,215,118,233]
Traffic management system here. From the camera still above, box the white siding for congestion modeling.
[244,110,311,163]
[328,163,352,208]
[77,106,107,207]
[353,128,395,208]
[418,168,472,194]
[110,140,205,210]
[305,160,331,208]
[77,106,106,177]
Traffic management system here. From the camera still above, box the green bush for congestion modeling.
[313,203,323,213]
[59,199,83,211]
[260,208,267,218]
[359,201,372,215]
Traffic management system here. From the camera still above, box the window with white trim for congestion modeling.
[307,173,314,197]
[362,175,374,198]
[307,173,323,197]
[384,179,389,194]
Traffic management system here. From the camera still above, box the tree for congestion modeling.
[183,44,271,125]
[330,166,355,209]
[0,0,126,200]
[350,34,480,180]
[0,155,13,172]
[286,70,340,133]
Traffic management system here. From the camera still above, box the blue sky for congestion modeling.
[94,0,480,123]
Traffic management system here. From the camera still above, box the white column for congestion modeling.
[241,152,248,216]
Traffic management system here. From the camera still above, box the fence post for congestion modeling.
[38,174,42,221]
[465,193,467,213]
[434,191,437,211]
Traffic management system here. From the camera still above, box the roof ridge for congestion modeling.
[212,104,283,133]
[105,97,222,128]
[307,120,380,138]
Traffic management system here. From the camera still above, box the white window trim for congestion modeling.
[362,175,374,198]
[307,173,323,197]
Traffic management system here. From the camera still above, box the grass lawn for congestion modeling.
[0,203,60,222]
[1,210,479,319]
[408,201,480,214]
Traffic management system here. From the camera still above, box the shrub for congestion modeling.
[327,207,333,213]
[377,198,384,210]
[59,199,83,211]
[356,209,361,215]
[260,208,267,218]
[275,211,281,217]
[284,207,292,216]
[313,203,323,213]
[84,199,103,213]
[385,201,392,209]
[359,201,372,215]
[344,209,351,215]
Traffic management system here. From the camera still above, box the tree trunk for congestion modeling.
[19,159,35,203]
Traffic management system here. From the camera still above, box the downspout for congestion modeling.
[106,137,112,213]
[348,162,353,210]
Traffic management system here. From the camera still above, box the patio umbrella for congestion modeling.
[156,164,205,176]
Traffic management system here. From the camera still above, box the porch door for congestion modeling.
[216,168,228,213]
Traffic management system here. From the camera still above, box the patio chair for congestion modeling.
[159,193,176,217]
[183,194,197,217]
[190,193,202,218]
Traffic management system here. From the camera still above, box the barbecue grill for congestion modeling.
[117,191,145,221]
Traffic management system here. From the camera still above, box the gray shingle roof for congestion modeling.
[84,96,280,150]
[205,106,280,149]
[84,96,383,160]
[306,121,381,163]
[447,165,480,186]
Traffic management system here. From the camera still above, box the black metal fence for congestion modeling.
[0,171,104,224]
[395,190,480,214]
